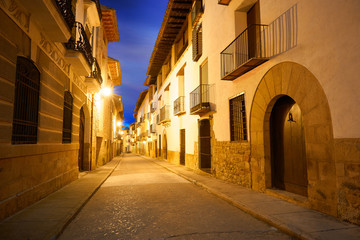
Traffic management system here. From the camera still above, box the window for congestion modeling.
[230,94,247,141]
[192,23,202,61]
[12,56,40,144]
[62,91,73,143]
[175,24,188,60]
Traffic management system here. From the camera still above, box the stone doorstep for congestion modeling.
[144,156,360,240]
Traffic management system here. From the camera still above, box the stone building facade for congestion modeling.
[0,0,122,221]
[134,0,360,225]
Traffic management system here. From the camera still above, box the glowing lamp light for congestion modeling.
[101,87,112,96]
[117,121,122,127]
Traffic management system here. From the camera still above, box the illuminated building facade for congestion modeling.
[0,0,122,220]
[135,0,360,225]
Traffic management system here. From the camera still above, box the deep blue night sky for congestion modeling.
[100,0,168,127]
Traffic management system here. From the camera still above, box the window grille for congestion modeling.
[229,94,247,141]
[12,57,40,144]
[62,91,73,143]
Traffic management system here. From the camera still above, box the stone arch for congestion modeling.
[250,62,337,216]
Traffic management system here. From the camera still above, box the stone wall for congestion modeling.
[0,147,78,221]
[212,140,251,188]
[335,138,360,225]
[167,150,179,165]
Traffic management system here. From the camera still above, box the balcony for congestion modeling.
[18,0,73,42]
[221,24,269,80]
[174,96,185,116]
[150,124,156,133]
[65,22,93,76]
[85,58,103,92]
[150,102,157,113]
[160,105,171,123]
[90,0,102,20]
[191,0,203,28]
[156,114,160,125]
[190,84,214,114]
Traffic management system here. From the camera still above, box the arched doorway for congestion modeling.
[249,62,336,215]
[78,107,85,171]
[270,96,307,196]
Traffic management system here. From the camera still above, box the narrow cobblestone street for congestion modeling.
[59,154,294,240]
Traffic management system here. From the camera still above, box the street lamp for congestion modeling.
[101,87,112,96]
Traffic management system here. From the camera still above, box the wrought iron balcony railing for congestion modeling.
[91,0,102,20]
[221,24,269,80]
[89,58,103,85]
[160,105,171,123]
[221,6,297,80]
[174,96,185,115]
[190,84,214,114]
[150,102,157,113]
[54,0,75,30]
[156,114,160,125]
[65,21,94,67]
[150,124,156,133]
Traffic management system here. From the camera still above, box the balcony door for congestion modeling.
[247,1,260,59]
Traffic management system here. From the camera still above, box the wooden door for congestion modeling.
[159,134,161,157]
[270,96,308,196]
[247,1,260,59]
[154,140,158,158]
[78,107,85,171]
[199,119,211,169]
[163,134,167,159]
[180,129,185,165]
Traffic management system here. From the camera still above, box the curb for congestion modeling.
[52,156,122,240]
[146,157,313,240]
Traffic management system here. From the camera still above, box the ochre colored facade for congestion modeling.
[0,0,123,221]
[132,0,360,225]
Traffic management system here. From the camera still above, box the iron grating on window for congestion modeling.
[12,57,41,144]
[62,91,73,143]
[230,94,247,141]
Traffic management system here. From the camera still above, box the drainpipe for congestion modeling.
[90,93,94,171]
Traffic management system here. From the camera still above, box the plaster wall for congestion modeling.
[204,0,360,141]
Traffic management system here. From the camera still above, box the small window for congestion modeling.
[62,91,73,143]
[230,94,247,141]
[12,56,41,144]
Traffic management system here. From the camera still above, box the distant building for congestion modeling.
[134,0,360,225]
[0,0,123,221]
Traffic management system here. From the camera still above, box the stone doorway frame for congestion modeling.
[249,62,337,215]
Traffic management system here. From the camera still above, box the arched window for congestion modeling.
[12,56,40,144]
[62,91,73,143]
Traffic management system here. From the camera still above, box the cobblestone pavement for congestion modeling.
[59,154,296,240]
